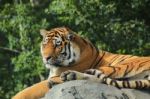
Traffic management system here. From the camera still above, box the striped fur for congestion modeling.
[13,27,150,99]
[40,27,150,89]
[84,69,150,88]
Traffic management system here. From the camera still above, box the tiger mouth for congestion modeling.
[46,60,63,67]
[45,59,76,67]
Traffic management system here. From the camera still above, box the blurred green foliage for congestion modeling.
[0,0,150,98]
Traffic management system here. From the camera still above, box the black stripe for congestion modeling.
[90,42,99,56]
[123,65,129,77]
[89,42,94,52]
[55,31,59,35]
[136,60,150,70]
[97,73,102,78]
[81,37,88,44]
[69,60,75,65]
[54,29,63,34]
[67,43,71,59]
[55,35,59,38]
[142,82,148,88]
[56,28,64,32]
[135,81,139,88]
[110,79,114,85]
[114,80,120,88]
[72,72,76,80]
[126,81,130,88]
[123,81,126,88]
[110,79,120,88]
[89,46,99,68]
[108,55,119,66]
[73,52,76,57]
[94,44,99,53]
[143,84,147,89]
[102,77,107,83]
[123,65,134,77]
[62,36,65,41]
[92,52,105,68]
[115,56,126,64]
[63,42,67,56]
[115,55,133,65]
[107,66,116,77]
[93,70,96,75]
[123,81,130,88]
[48,34,54,37]
[138,81,142,88]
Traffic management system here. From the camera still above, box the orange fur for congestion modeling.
[12,80,49,99]
[13,27,150,99]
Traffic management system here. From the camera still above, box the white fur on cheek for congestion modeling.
[63,42,80,66]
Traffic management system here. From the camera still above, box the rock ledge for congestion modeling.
[42,80,150,99]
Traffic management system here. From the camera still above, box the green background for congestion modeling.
[0,0,150,98]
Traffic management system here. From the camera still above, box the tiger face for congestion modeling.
[40,27,80,68]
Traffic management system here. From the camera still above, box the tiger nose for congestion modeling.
[46,56,51,61]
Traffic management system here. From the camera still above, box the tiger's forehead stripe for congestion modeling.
[54,29,64,34]
[44,29,68,42]
[53,27,69,34]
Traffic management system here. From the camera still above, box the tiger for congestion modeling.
[13,27,150,99]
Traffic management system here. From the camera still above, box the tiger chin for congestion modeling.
[13,27,150,99]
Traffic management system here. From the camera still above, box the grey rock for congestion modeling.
[42,80,150,99]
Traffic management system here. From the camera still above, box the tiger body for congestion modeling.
[94,51,150,79]
[13,27,150,99]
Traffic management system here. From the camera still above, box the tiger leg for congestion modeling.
[12,77,63,99]
[60,65,126,82]
[60,70,112,83]
[60,69,150,89]
[60,70,101,82]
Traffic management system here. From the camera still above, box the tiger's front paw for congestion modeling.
[60,70,84,82]
[60,70,77,81]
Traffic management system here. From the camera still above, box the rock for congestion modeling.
[42,80,150,99]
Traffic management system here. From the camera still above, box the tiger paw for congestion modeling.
[60,70,84,82]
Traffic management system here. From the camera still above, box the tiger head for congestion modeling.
[40,27,80,68]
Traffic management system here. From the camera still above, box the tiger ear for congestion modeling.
[40,29,47,37]
[67,32,75,41]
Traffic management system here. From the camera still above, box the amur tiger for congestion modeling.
[13,27,150,99]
